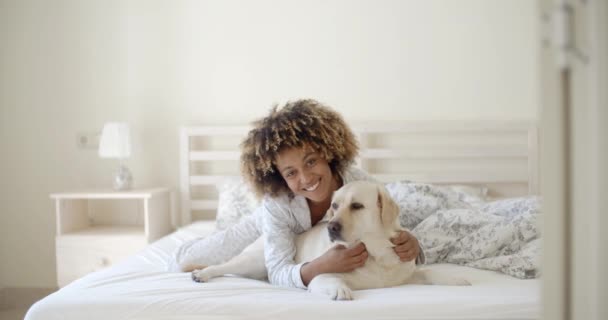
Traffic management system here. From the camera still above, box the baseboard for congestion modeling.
[0,287,57,310]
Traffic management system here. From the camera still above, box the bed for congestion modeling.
[26,121,541,320]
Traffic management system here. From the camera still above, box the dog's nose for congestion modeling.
[328,221,341,233]
[328,221,342,240]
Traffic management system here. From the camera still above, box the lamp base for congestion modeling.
[113,165,133,190]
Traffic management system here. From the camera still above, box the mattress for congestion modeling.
[26,221,540,320]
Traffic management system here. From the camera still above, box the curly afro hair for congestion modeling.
[240,99,359,198]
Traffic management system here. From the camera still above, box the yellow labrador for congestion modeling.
[192,181,468,300]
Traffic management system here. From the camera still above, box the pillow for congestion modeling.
[215,177,260,231]
[477,196,540,218]
[443,184,488,207]
[385,181,488,230]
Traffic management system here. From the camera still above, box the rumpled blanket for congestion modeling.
[386,181,541,279]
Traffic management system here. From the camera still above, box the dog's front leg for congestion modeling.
[192,238,267,282]
[307,274,353,300]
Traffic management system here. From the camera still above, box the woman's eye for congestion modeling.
[285,171,295,178]
[307,159,317,166]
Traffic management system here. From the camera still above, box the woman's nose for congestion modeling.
[300,169,313,184]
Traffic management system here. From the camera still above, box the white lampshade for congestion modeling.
[98,122,132,159]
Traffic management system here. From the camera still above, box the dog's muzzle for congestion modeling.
[327,221,342,242]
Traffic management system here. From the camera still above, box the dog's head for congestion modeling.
[325,181,400,245]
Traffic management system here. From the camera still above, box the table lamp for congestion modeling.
[98,122,133,190]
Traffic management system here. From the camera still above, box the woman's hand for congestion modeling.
[301,242,368,285]
[391,230,420,262]
[316,242,368,274]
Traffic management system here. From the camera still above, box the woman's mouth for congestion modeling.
[303,180,320,192]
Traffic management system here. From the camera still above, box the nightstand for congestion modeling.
[50,188,174,287]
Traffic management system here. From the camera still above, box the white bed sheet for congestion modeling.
[26,221,540,320]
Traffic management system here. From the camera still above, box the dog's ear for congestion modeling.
[377,185,399,230]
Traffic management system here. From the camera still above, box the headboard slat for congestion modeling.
[179,122,538,226]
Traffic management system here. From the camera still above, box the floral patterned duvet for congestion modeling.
[386,181,541,279]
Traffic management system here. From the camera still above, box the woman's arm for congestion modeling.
[300,243,368,285]
[262,200,309,288]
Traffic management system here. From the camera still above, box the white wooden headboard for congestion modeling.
[179,121,538,226]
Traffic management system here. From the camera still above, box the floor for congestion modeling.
[0,287,55,320]
[0,307,28,320]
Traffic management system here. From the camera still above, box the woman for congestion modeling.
[169,99,422,288]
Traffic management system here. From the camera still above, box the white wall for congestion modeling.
[0,0,538,288]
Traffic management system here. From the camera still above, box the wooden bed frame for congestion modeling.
[179,121,538,226]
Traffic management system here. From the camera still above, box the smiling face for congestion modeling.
[275,146,338,204]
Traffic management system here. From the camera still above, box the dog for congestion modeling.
[191,181,469,300]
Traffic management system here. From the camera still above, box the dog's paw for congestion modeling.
[330,285,354,300]
[309,283,353,300]
[308,278,354,300]
[191,268,211,283]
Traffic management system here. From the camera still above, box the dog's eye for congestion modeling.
[350,202,364,210]
[331,202,339,210]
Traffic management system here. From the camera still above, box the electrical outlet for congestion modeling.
[76,131,101,149]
